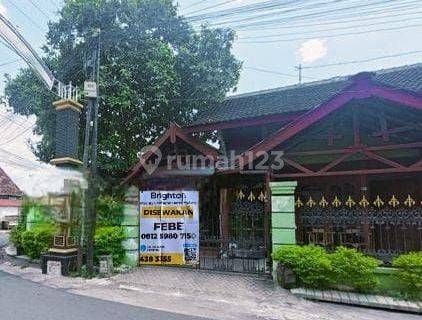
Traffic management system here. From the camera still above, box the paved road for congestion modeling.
[0,271,210,320]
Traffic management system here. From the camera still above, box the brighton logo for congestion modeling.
[139,145,162,175]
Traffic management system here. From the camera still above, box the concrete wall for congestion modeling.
[270,181,297,279]
[0,207,19,221]
[122,186,140,266]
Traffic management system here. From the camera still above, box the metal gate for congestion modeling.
[199,187,269,275]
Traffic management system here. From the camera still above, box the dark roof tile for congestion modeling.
[0,167,22,197]
[192,63,422,126]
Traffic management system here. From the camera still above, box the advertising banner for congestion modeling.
[139,190,199,265]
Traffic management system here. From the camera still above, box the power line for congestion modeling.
[185,0,237,16]
[27,0,51,19]
[302,50,422,69]
[182,0,208,11]
[238,14,422,39]
[226,0,420,30]
[4,0,47,32]
[0,58,23,67]
[239,23,422,43]
[234,8,422,33]
[244,66,316,80]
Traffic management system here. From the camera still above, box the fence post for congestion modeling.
[122,186,140,267]
[270,181,297,280]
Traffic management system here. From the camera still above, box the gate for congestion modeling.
[199,187,269,275]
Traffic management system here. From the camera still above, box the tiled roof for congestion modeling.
[192,63,422,126]
[0,167,23,197]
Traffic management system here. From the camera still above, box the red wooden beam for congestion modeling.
[272,166,422,178]
[283,157,314,173]
[318,151,356,173]
[285,142,422,157]
[360,149,404,168]
[410,159,422,168]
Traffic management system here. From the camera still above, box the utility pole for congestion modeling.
[295,64,303,84]
[83,31,101,274]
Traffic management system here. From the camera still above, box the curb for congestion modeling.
[291,288,421,314]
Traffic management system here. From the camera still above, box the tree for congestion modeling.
[4,0,241,178]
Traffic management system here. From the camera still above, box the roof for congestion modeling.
[0,167,23,197]
[192,63,422,126]
[123,123,219,185]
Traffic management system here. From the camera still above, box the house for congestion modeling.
[0,166,23,229]
[124,63,422,273]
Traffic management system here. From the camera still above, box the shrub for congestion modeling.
[94,226,126,266]
[9,225,23,248]
[330,247,380,292]
[96,196,124,227]
[392,252,422,300]
[273,245,333,288]
[21,223,57,259]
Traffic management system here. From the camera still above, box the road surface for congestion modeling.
[0,271,210,320]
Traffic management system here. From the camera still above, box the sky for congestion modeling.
[0,0,421,181]
[0,0,421,95]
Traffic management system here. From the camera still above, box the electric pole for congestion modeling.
[83,30,101,274]
[295,64,303,84]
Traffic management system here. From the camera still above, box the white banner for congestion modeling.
[139,190,199,265]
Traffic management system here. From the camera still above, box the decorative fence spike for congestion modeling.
[306,196,316,208]
[332,196,342,208]
[373,195,384,208]
[404,194,416,208]
[258,191,266,202]
[345,195,356,208]
[295,198,304,208]
[237,190,245,200]
[359,195,370,208]
[388,195,400,208]
[319,196,329,208]
[248,191,256,202]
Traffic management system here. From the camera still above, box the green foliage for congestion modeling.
[273,245,333,288]
[392,252,422,300]
[94,226,126,266]
[9,226,23,248]
[4,0,241,177]
[96,195,124,227]
[273,245,380,292]
[330,247,380,292]
[20,224,57,259]
[9,198,52,248]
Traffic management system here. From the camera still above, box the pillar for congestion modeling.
[50,99,83,167]
[121,186,140,266]
[270,181,297,279]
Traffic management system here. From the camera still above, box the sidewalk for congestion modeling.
[0,260,419,320]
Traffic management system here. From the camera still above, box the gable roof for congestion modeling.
[0,166,23,197]
[235,71,422,168]
[192,63,422,127]
[123,123,219,185]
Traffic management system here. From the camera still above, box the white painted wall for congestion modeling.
[0,206,19,221]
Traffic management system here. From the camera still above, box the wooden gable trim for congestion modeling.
[122,123,219,185]
[235,76,422,169]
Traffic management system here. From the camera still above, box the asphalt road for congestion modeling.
[0,271,211,320]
